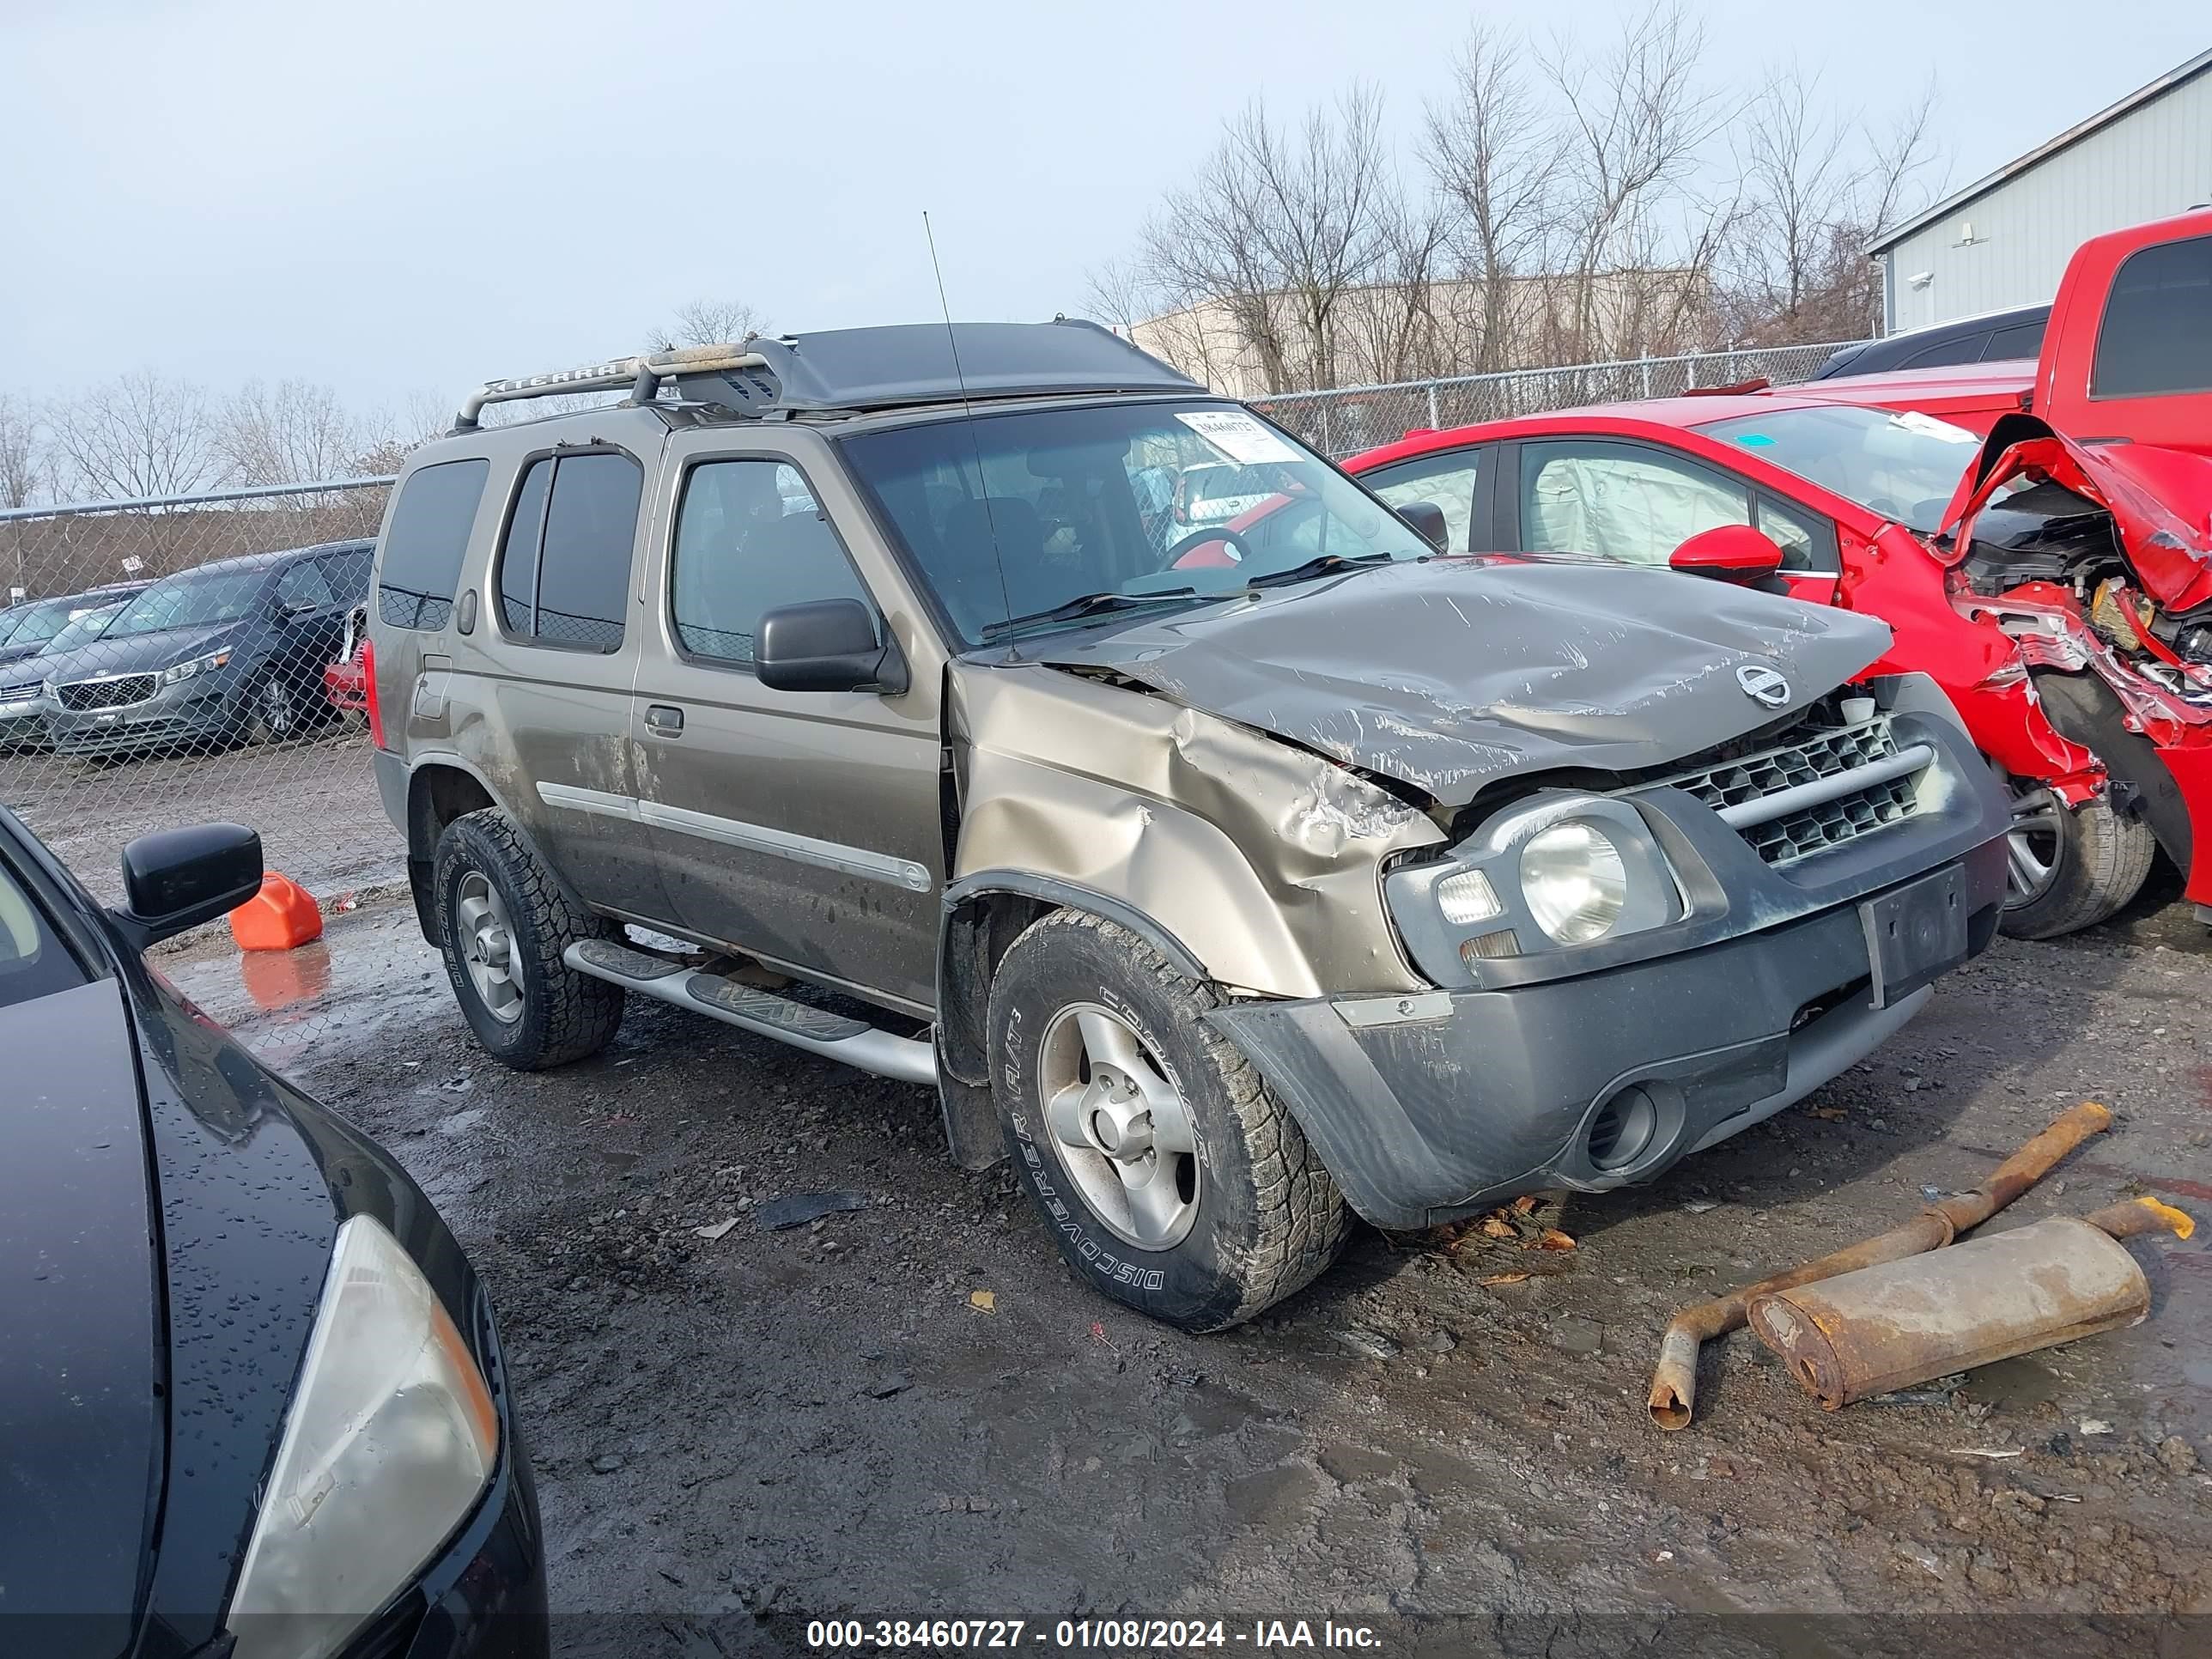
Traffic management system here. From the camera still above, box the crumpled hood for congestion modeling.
[1944,416,2212,611]
[1033,555,1891,805]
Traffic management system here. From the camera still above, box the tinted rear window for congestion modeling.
[377,459,490,629]
[498,452,639,653]
[2094,234,2212,398]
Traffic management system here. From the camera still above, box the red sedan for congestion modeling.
[1242,381,2212,939]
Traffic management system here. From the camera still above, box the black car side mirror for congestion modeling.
[756,599,908,695]
[110,823,264,951]
[1396,500,1449,552]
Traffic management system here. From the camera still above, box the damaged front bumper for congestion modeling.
[1206,675,2011,1231]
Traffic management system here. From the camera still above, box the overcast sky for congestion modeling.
[2,1,2203,418]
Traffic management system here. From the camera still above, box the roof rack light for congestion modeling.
[453,343,770,430]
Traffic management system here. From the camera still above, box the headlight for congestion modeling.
[161,648,232,684]
[1382,793,1687,983]
[227,1215,497,1659]
[1519,820,1629,943]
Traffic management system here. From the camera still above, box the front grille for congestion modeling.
[1638,709,1923,866]
[58,673,158,711]
[0,678,40,701]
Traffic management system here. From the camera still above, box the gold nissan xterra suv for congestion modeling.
[368,321,2011,1330]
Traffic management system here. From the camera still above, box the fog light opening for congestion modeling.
[1587,1085,1659,1171]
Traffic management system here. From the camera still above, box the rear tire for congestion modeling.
[987,909,1348,1332]
[1999,783,2155,940]
[433,808,623,1069]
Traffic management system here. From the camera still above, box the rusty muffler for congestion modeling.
[1749,1196,2195,1410]
[1646,1100,2112,1431]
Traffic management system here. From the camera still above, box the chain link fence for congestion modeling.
[0,337,1866,925]
[1,478,396,912]
[1250,339,1853,457]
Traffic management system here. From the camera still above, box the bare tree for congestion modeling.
[1135,88,1404,393]
[1534,0,1728,359]
[217,380,368,485]
[647,299,764,352]
[1726,71,1940,343]
[1423,23,1558,372]
[46,371,220,503]
[0,396,41,509]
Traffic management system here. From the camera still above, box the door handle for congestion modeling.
[645,703,684,738]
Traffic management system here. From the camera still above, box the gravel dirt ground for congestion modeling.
[161,884,2212,1659]
[2,724,397,903]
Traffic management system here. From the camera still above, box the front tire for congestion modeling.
[433,808,624,1069]
[987,909,1348,1332]
[247,674,301,744]
[2000,782,2155,939]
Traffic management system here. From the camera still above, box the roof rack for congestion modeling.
[454,343,769,430]
[453,319,1200,432]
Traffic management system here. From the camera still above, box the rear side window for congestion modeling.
[1980,320,2045,361]
[275,559,337,611]
[322,547,373,604]
[2094,234,2212,398]
[670,459,872,665]
[377,459,489,630]
[496,452,641,653]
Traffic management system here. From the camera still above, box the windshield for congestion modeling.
[42,604,124,656]
[840,400,1431,643]
[0,608,23,647]
[106,568,268,638]
[1698,404,1983,533]
[5,597,83,648]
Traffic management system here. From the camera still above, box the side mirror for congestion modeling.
[1669,524,1785,581]
[756,599,908,695]
[110,823,264,951]
[1396,499,1449,552]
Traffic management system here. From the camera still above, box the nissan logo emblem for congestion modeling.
[1736,663,1791,708]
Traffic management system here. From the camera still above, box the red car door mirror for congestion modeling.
[1669,524,1785,580]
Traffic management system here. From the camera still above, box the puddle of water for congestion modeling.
[161,903,443,1070]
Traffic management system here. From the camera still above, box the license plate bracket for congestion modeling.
[1860,863,1968,1010]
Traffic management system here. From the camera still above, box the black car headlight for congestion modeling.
[227,1215,497,1659]
[1386,793,1681,980]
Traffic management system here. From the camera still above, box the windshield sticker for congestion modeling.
[1175,410,1300,465]
[1893,410,1978,444]
[1731,433,1776,447]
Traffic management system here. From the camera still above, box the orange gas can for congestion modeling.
[228,872,325,951]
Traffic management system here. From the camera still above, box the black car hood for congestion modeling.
[62,618,252,679]
[0,979,161,1656]
[1035,556,1892,805]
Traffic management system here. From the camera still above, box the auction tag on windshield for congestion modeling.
[1176,410,1299,465]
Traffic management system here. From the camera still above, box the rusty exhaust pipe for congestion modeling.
[1646,1100,2112,1431]
[1749,1196,2195,1410]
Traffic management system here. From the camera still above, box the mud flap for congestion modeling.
[936,1059,1004,1171]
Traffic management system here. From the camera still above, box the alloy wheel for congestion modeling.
[455,870,525,1024]
[1037,1002,1200,1251]
[2005,782,2064,907]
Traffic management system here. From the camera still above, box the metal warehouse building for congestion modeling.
[1873,46,2212,334]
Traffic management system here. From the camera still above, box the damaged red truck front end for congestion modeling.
[1933,416,2212,909]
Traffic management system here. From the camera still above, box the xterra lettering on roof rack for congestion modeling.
[452,319,1200,431]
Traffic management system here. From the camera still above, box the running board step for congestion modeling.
[565,940,937,1086]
